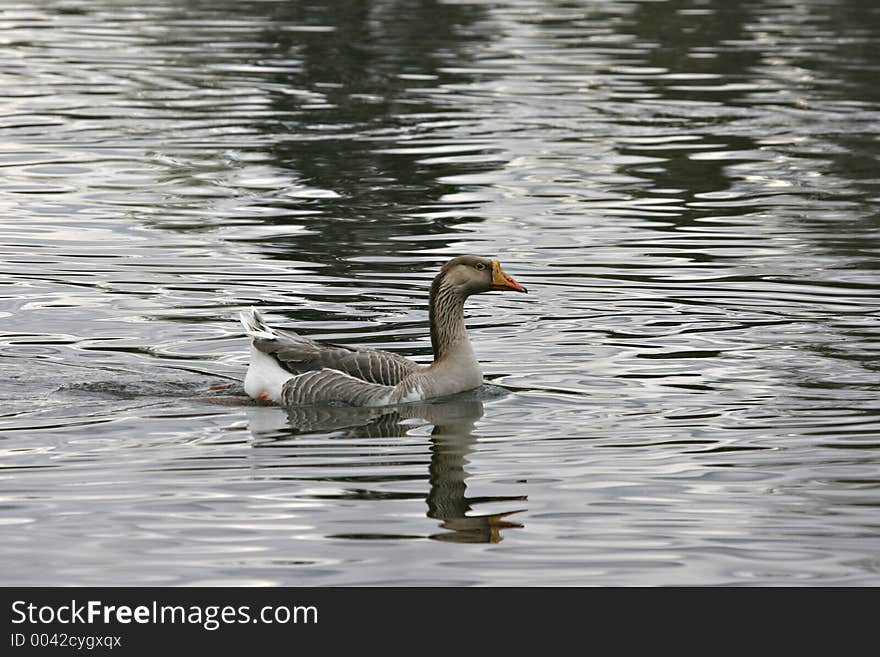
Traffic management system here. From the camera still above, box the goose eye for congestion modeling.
[475,263,486,271]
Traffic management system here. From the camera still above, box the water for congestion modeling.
[1,0,878,586]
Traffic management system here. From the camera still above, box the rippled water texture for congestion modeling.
[1,0,878,585]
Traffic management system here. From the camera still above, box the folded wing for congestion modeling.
[257,331,420,386]
[280,368,400,407]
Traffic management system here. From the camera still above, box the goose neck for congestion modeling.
[429,281,468,362]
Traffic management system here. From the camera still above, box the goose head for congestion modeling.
[434,255,528,297]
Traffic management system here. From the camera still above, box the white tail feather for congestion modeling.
[240,307,277,340]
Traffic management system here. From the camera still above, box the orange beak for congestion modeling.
[491,260,528,293]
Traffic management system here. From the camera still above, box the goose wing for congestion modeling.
[281,368,412,407]
[242,308,421,386]
[264,334,420,385]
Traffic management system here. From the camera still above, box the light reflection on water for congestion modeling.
[0,0,878,585]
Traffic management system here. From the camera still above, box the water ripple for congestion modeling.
[0,0,878,585]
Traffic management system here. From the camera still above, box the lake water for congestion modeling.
[1,0,878,586]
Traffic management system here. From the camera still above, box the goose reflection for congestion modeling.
[421,400,526,543]
[250,396,526,543]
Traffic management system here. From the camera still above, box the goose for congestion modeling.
[240,255,527,407]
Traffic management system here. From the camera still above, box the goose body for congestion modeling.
[240,255,527,407]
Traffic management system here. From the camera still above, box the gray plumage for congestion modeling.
[253,324,419,386]
[241,255,527,407]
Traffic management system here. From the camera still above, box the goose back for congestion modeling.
[253,327,422,386]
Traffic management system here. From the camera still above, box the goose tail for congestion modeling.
[240,307,277,341]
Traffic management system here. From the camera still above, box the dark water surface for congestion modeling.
[1,0,878,585]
